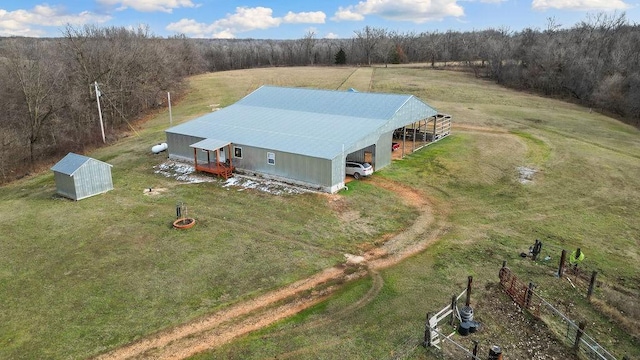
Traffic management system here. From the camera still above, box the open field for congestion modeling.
[0,66,639,359]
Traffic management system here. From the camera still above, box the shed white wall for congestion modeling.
[53,172,78,200]
[53,160,113,200]
[72,161,113,200]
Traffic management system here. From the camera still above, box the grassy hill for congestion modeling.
[0,66,638,359]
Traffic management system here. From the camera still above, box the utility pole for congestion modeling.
[168,91,173,125]
[94,81,105,143]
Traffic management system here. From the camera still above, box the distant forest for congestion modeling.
[1,13,638,183]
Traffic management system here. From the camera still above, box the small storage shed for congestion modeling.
[51,153,113,200]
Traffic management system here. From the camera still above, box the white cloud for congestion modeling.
[0,5,110,37]
[332,7,365,21]
[214,7,281,32]
[324,32,340,39]
[165,18,210,37]
[212,30,235,39]
[283,11,325,24]
[167,6,327,38]
[332,0,464,23]
[97,0,198,13]
[532,0,631,10]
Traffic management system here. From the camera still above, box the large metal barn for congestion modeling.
[165,86,450,193]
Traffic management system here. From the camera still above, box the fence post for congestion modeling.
[472,340,478,359]
[574,321,586,351]
[532,239,542,261]
[525,282,535,309]
[587,271,597,300]
[450,295,457,326]
[424,312,431,347]
[502,260,507,269]
[466,276,473,307]
[558,249,567,278]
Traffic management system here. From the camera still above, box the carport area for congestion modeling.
[392,113,451,159]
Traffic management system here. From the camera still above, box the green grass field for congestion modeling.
[0,66,638,359]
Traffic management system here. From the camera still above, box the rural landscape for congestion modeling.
[1,16,640,360]
[1,64,639,359]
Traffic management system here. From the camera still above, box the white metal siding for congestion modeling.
[236,146,333,187]
[73,160,113,200]
[54,172,77,200]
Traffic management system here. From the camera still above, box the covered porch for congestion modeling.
[189,138,235,179]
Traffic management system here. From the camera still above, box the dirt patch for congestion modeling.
[94,267,345,360]
[142,187,168,196]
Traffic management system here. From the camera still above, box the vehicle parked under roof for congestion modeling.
[345,161,373,179]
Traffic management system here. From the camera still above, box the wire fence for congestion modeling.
[534,292,617,360]
[500,266,619,360]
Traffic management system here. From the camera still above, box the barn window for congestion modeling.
[267,152,275,165]
[234,147,243,159]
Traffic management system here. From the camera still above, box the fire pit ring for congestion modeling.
[173,217,196,229]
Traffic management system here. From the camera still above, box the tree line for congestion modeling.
[1,13,638,183]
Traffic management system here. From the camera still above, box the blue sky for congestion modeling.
[1,0,638,39]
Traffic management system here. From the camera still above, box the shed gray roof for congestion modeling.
[167,85,437,160]
[51,153,112,176]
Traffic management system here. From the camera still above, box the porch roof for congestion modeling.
[189,138,231,151]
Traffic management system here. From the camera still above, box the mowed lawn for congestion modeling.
[1,66,639,359]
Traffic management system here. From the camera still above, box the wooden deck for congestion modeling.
[195,162,234,179]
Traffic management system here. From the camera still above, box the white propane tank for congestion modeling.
[152,142,168,154]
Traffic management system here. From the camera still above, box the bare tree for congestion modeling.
[354,26,387,65]
[1,40,63,164]
[300,31,317,65]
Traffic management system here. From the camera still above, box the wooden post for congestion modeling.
[587,271,597,300]
[472,340,478,359]
[532,239,542,261]
[450,295,457,326]
[424,312,431,347]
[465,276,473,307]
[558,250,567,278]
[574,321,586,350]
[193,148,198,169]
[525,282,535,309]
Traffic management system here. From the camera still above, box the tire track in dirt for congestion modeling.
[94,267,343,360]
[94,177,445,360]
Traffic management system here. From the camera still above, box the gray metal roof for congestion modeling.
[167,85,438,160]
[51,153,112,176]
